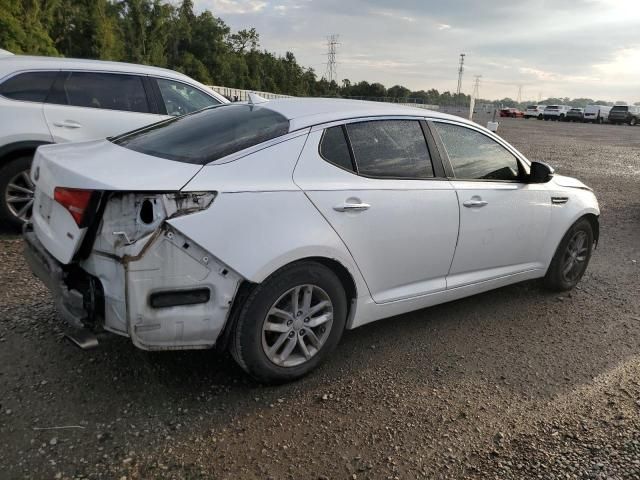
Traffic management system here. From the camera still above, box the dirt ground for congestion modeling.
[1,118,639,479]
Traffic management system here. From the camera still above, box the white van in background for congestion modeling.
[583,105,612,124]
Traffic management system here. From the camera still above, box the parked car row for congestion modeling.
[514,103,639,125]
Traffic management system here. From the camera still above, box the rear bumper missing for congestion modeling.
[23,226,86,329]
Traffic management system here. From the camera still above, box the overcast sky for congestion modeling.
[194,0,640,102]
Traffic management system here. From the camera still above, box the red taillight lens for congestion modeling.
[53,187,93,226]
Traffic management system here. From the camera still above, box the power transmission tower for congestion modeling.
[324,35,340,84]
[456,53,466,95]
[472,75,482,99]
[516,85,523,104]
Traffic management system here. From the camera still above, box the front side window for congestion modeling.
[0,71,58,102]
[113,104,289,165]
[346,120,433,178]
[319,126,354,172]
[156,78,220,116]
[434,122,520,181]
[47,72,150,113]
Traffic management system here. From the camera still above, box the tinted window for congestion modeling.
[434,123,520,181]
[0,71,57,102]
[47,72,150,113]
[157,78,220,116]
[346,120,433,178]
[319,126,354,171]
[113,104,289,165]
[611,105,628,112]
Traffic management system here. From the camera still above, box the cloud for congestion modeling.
[193,0,640,102]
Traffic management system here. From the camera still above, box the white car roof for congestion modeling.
[0,55,227,102]
[260,97,474,131]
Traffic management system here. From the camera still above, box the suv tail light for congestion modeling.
[54,187,94,226]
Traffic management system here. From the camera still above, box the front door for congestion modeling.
[431,121,552,288]
[294,119,460,303]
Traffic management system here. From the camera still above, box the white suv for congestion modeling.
[524,105,547,119]
[0,55,228,227]
[543,105,572,121]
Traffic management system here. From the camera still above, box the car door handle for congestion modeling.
[463,199,488,208]
[53,120,82,129]
[333,202,371,212]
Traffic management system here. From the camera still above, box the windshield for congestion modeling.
[112,104,290,165]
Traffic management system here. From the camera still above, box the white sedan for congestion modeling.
[24,97,600,383]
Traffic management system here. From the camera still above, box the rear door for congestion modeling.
[431,121,551,288]
[43,71,162,143]
[294,118,459,303]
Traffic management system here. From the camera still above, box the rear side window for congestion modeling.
[319,126,354,172]
[346,120,433,178]
[47,72,150,113]
[156,78,220,116]
[434,122,520,181]
[0,71,57,102]
[113,104,290,165]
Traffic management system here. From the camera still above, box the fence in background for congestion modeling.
[206,87,497,124]
[209,86,292,102]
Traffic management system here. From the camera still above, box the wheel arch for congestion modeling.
[216,256,359,352]
[0,140,51,167]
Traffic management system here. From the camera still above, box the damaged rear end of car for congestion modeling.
[25,164,244,351]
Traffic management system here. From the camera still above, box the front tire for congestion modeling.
[544,218,594,291]
[231,261,347,383]
[0,156,35,229]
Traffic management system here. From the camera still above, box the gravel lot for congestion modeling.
[1,118,639,479]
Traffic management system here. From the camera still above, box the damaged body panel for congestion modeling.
[28,188,244,350]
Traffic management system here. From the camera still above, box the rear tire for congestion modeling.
[544,218,594,291]
[630,117,638,126]
[0,156,35,230]
[230,261,347,384]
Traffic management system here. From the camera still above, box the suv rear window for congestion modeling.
[0,71,57,102]
[113,104,290,165]
[611,105,629,112]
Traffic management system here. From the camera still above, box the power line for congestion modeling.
[324,34,340,84]
[456,53,465,95]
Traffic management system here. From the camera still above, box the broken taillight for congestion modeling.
[54,187,94,226]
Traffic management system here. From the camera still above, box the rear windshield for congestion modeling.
[611,105,628,112]
[546,106,559,110]
[526,105,537,109]
[112,104,290,164]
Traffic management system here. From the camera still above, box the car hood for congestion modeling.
[32,140,202,195]
[551,174,592,191]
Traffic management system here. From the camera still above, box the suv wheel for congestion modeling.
[231,261,347,384]
[0,156,35,229]
[630,117,638,126]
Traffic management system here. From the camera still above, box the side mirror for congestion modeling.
[529,161,554,183]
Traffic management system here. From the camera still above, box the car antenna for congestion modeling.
[247,92,269,105]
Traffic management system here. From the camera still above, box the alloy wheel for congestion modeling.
[5,169,35,223]
[261,284,334,367]
[561,231,589,282]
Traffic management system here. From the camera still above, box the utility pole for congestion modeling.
[469,75,481,121]
[516,84,523,104]
[472,75,482,99]
[456,53,465,95]
[324,34,340,84]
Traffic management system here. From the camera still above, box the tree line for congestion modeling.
[1,0,633,107]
